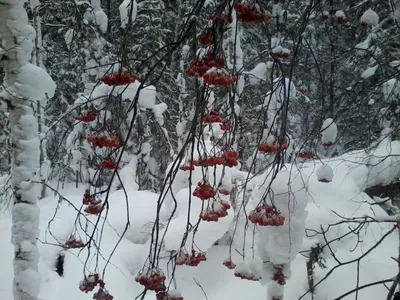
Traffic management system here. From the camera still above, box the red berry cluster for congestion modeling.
[322,12,329,21]
[93,288,114,300]
[176,250,207,267]
[272,266,286,285]
[220,119,233,131]
[322,141,333,148]
[203,71,237,86]
[83,189,102,206]
[156,291,184,300]
[258,144,288,153]
[199,31,214,46]
[336,16,347,24]
[218,188,231,195]
[271,50,290,60]
[221,151,239,167]
[194,151,238,168]
[87,134,120,148]
[65,236,85,249]
[202,110,224,123]
[210,15,233,25]
[298,88,308,95]
[234,271,260,281]
[184,53,225,77]
[84,202,104,215]
[100,72,138,86]
[79,274,105,293]
[234,3,272,24]
[135,269,166,292]
[318,178,330,183]
[200,200,230,222]
[193,182,216,200]
[101,159,119,170]
[248,205,285,226]
[297,152,314,160]
[75,112,97,123]
[223,259,236,270]
[179,164,195,171]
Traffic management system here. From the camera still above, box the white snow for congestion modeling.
[335,10,345,18]
[90,0,108,33]
[64,29,74,49]
[316,164,334,182]
[360,9,379,27]
[321,118,337,144]
[361,65,378,79]
[119,0,137,28]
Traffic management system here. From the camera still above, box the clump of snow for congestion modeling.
[152,103,168,126]
[247,62,273,85]
[254,168,309,265]
[64,29,74,49]
[316,164,334,183]
[119,0,137,28]
[89,0,108,33]
[335,10,345,18]
[382,78,400,101]
[361,65,378,79]
[321,118,337,145]
[15,63,56,103]
[360,9,379,27]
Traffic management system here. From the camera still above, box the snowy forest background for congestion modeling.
[1,0,400,299]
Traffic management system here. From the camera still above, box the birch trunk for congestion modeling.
[0,1,55,299]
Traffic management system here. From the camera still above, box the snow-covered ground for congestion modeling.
[0,144,399,300]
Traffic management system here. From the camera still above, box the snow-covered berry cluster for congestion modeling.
[82,189,104,215]
[99,72,138,86]
[135,269,166,292]
[75,111,97,123]
[200,200,231,222]
[248,205,285,226]
[234,3,272,24]
[156,290,184,300]
[65,236,85,249]
[87,134,120,148]
[184,53,225,78]
[79,273,113,300]
[203,70,237,86]
[101,159,119,170]
[193,182,216,200]
[176,250,207,267]
[258,143,288,153]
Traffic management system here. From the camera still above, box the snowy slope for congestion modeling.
[1,143,399,300]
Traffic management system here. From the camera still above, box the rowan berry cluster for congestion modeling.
[199,31,214,46]
[99,72,138,86]
[184,53,224,77]
[210,15,233,25]
[258,143,288,153]
[193,182,216,200]
[65,236,85,249]
[248,205,285,226]
[272,266,286,285]
[200,200,231,222]
[87,134,120,148]
[135,269,166,292]
[234,3,272,24]
[79,274,105,293]
[297,152,314,160]
[156,291,184,300]
[223,259,236,270]
[176,250,207,267]
[93,288,114,300]
[101,159,119,170]
[203,70,237,86]
[234,271,260,281]
[75,112,97,123]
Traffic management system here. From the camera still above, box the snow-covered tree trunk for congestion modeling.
[0,1,55,300]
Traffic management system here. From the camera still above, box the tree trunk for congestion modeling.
[0,1,55,299]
